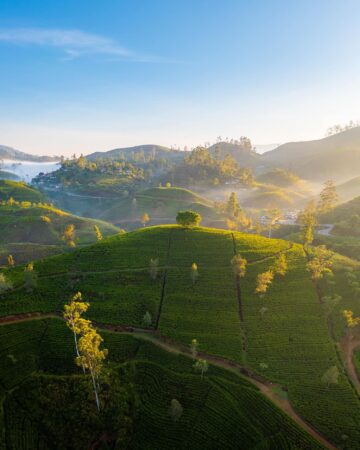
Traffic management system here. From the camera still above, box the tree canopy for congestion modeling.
[176,210,202,228]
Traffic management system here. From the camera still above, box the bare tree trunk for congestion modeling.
[71,320,85,373]
[91,372,100,411]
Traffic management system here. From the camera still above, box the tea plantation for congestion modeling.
[1,225,360,448]
[0,318,323,449]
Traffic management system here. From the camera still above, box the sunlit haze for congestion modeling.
[1,0,360,155]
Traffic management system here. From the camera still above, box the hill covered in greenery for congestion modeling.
[208,140,261,168]
[0,202,119,264]
[1,225,360,447]
[0,180,46,203]
[0,317,322,449]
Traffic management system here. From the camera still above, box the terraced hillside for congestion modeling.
[0,319,323,449]
[0,203,119,264]
[1,226,360,447]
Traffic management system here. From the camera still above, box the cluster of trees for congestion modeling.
[0,197,55,209]
[326,120,359,136]
[34,155,145,192]
[162,147,254,188]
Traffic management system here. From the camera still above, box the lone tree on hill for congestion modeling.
[231,254,247,278]
[306,246,333,280]
[226,192,240,218]
[321,366,340,388]
[318,180,338,214]
[64,292,108,411]
[191,263,199,285]
[169,399,183,423]
[76,326,108,411]
[24,262,38,292]
[343,310,360,328]
[176,210,202,228]
[273,253,288,276]
[193,359,209,379]
[7,255,15,267]
[255,270,274,295]
[141,213,150,227]
[63,224,76,247]
[63,292,90,366]
[298,200,318,247]
[190,338,199,358]
[142,311,152,327]
[0,273,12,294]
[94,225,103,241]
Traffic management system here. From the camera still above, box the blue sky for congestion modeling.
[0,0,360,156]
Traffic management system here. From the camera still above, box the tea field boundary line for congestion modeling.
[155,228,173,330]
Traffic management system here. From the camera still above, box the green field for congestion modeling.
[1,225,360,447]
[0,318,324,449]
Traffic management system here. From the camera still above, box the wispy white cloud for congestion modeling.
[0,27,144,61]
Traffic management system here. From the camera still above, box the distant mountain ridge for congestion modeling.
[0,145,57,162]
[3,127,360,182]
[87,144,183,161]
[85,129,360,182]
[262,127,360,182]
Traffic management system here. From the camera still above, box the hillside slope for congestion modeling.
[0,203,119,264]
[2,225,360,447]
[100,186,220,225]
[0,319,323,449]
[262,127,360,182]
[0,180,46,203]
[337,176,360,202]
